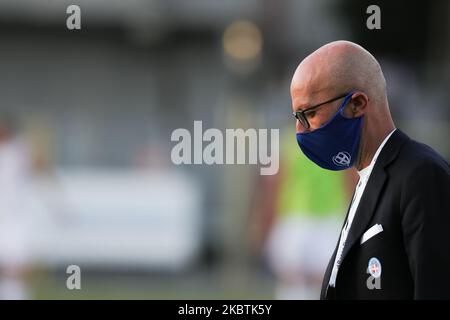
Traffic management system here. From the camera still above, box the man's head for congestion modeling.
[291,40,395,170]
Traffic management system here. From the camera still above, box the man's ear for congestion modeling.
[349,92,368,117]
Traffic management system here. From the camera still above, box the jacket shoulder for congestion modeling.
[393,136,449,176]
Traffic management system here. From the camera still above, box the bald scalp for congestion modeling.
[291,40,387,104]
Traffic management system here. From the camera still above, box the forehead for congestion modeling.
[291,84,333,111]
[291,65,334,110]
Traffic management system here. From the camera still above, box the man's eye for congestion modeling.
[305,110,316,118]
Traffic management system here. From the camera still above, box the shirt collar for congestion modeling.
[357,128,397,178]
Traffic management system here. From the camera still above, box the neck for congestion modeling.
[355,120,395,171]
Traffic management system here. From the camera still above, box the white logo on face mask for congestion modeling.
[332,151,351,166]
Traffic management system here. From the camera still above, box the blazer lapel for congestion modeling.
[320,236,339,299]
[321,168,386,300]
[320,129,410,298]
[338,129,409,269]
[321,189,356,299]
[339,166,387,263]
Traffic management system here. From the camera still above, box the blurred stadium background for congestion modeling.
[0,0,448,299]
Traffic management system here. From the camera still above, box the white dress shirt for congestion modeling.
[328,128,396,288]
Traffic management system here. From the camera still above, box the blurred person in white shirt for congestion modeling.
[0,113,33,299]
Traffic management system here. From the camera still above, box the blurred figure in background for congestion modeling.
[0,114,33,299]
[255,127,356,299]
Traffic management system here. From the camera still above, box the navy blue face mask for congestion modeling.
[296,92,363,170]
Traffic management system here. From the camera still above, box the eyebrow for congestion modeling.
[293,100,314,112]
[294,102,322,113]
[294,104,309,112]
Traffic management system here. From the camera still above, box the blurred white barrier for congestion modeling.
[30,168,202,271]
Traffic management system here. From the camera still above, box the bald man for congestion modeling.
[290,40,450,299]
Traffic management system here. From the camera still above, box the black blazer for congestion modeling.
[320,129,450,300]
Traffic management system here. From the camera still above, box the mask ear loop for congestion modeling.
[300,91,357,135]
[338,91,356,117]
